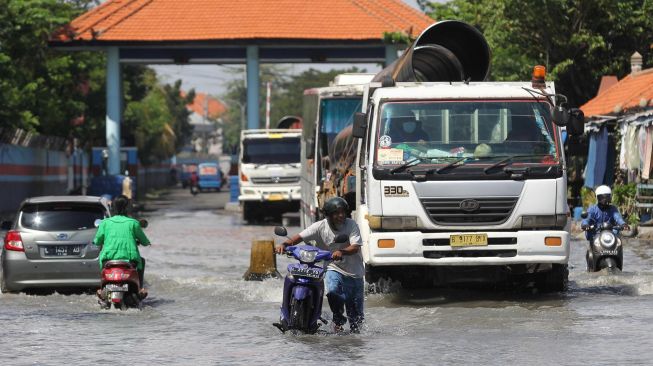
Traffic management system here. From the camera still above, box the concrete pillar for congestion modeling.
[385,44,398,67]
[246,45,260,130]
[106,47,121,175]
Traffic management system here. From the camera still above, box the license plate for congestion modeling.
[44,245,82,256]
[290,267,321,279]
[450,234,488,247]
[105,284,128,292]
[268,194,283,201]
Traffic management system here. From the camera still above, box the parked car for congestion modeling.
[197,162,223,192]
[1,196,111,293]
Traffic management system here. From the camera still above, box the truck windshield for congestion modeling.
[320,98,361,147]
[374,100,559,168]
[242,137,300,164]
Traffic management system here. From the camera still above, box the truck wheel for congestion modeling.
[538,264,568,293]
[242,202,256,223]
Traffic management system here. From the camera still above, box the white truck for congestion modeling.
[348,21,584,291]
[299,73,375,228]
[238,129,302,222]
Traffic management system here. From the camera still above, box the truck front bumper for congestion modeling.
[366,230,569,266]
[239,185,301,202]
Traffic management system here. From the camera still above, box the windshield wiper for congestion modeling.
[483,154,553,174]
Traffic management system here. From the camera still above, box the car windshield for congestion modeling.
[374,100,559,167]
[21,203,106,231]
[242,136,300,164]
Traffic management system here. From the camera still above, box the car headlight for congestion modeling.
[298,249,318,263]
[599,232,616,249]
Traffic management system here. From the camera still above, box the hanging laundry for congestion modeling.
[619,122,627,170]
[584,126,608,188]
[643,125,653,179]
[626,124,640,171]
[638,125,648,172]
[604,135,616,186]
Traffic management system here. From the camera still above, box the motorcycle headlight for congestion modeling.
[599,232,616,249]
[298,249,318,263]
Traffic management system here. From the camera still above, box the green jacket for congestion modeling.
[93,215,150,270]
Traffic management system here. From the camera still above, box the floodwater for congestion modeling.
[3,198,653,365]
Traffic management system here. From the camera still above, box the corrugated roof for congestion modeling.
[581,68,653,117]
[51,0,433,43]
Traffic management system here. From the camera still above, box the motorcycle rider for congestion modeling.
[93,195,151,298]
[275,197,364,333]
[581,185,629,241]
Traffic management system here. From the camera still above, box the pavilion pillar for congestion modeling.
[246,45,260,130]
[384,45,398,67]
[106,47,122,175]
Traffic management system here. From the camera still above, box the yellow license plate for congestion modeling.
[268,194,284,201]
[450,234,488,247]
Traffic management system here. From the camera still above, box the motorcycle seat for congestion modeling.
[103,260,136,269]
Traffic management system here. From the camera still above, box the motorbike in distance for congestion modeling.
[97,219,150,310]
[581,212,624,273]
[272,226,348,334]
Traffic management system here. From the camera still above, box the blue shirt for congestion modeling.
[581,204,625,240]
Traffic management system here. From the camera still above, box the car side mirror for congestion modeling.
[139,219,148,229]
[334,234,349,243]
[581,212,588,219]
[352,112,367,138]
[274,226,288,237]
[1,221,12,230]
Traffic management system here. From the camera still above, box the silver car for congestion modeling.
[1,196,110,293]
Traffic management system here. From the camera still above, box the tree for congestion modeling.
[419,0,653,106]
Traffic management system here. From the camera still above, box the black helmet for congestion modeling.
[322,197,349,216]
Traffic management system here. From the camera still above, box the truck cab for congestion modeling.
[354,81,573,290]
[238,129,302,222]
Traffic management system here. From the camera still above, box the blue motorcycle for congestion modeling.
[273,226,347,334]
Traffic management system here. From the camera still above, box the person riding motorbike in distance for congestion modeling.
[93,195,151,299]
[581,185,629,241]
[275,197,364,333]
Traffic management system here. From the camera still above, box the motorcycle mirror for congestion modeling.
[334,234,349,243]
[580,212,588,219]
[93,219,102,228]
[274,226,288,237]
[139,219,148,229]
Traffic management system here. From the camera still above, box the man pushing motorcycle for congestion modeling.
[275,197,364,333]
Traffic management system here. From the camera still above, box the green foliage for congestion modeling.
[612,183,640,225]
[420,0,653,107]
[580,186,595,209]
[382,31,415,47]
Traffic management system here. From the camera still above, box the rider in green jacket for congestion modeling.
[93,195,151,296]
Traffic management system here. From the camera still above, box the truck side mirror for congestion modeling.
[566,108,585,136]
[352,112,367,138]
[551,105,569,127]
[305,139,315,159]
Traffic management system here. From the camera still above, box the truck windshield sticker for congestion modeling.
[377,148,404,165]
[379,135,392,148]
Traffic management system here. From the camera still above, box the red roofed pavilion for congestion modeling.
[50,0,432,174]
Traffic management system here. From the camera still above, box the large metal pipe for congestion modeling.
[373,20,491,83]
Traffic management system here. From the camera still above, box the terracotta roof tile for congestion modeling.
[186,92,227,118]
[52,0,433,43]
[581,68,653,117]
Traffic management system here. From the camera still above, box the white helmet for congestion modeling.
[595,185,611,196]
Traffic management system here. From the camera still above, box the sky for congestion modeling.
[151,0,434,99]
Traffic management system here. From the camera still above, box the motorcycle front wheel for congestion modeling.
[599,257,620,273]
[289,297,311,332]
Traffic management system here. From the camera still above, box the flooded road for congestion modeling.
[2,190,653,365]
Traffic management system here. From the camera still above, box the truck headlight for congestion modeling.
[366,215,418,230]
[521,215,567,229]
[599,232,616,249]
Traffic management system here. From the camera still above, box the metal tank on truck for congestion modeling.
[343,20,584,291]
[238,116,303,223]
[299,73,375,228]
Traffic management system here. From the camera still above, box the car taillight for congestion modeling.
[4,230,24,252]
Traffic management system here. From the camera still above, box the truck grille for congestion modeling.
[420,197,518,225]
[250,176,299,184]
